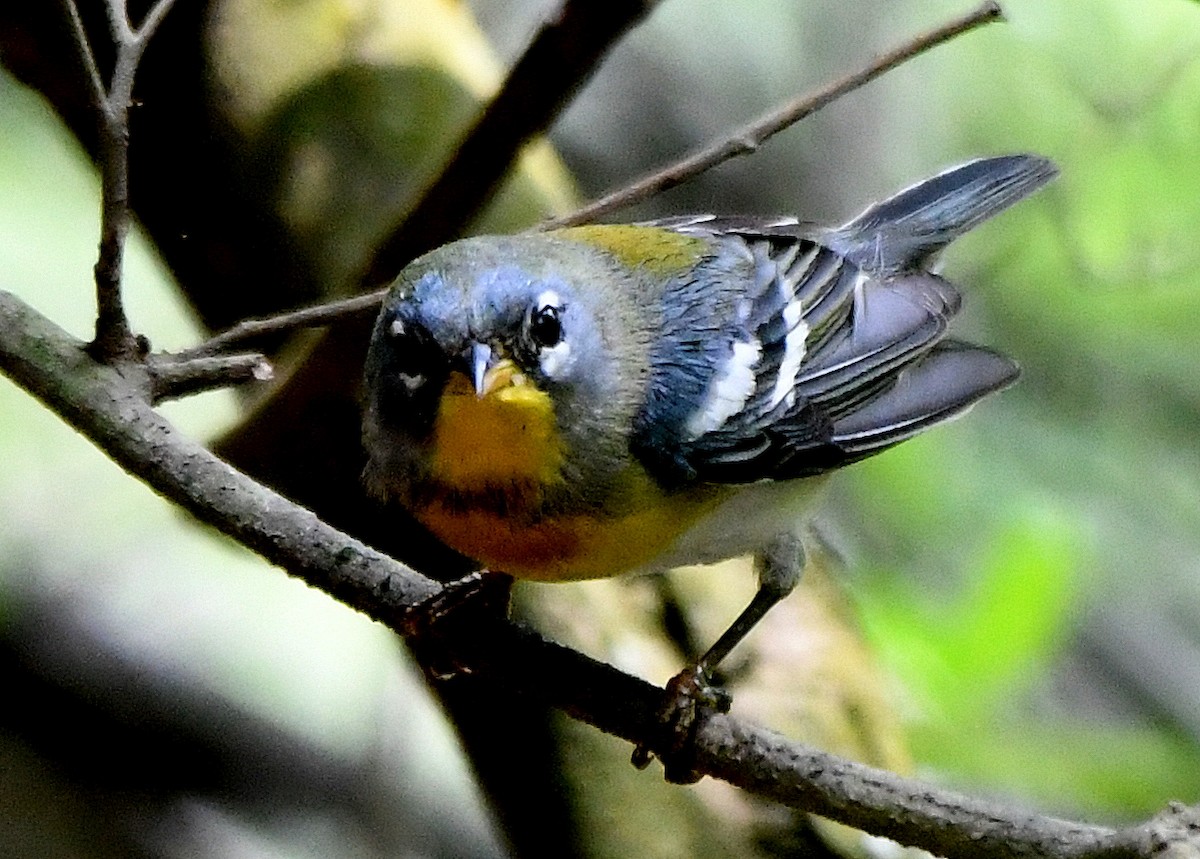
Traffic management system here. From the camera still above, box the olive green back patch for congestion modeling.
[554,224,707,277]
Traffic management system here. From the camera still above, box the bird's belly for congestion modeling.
[413,476,827,581]
[413,491,724,581]
[647,476,830,570]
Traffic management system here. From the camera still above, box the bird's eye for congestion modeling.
[528,303,563,349]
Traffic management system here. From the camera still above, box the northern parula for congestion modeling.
[362,154,1055,679]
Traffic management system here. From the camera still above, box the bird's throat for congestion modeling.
[420,371,728,581]
[429,371,565,491]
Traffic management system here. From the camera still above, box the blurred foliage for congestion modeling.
[844,0,1200,818]
[209,0,576,294]
[4,0,1200,856]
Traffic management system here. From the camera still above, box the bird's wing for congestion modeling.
[631,226,1014,485]
[628,154,1053,486]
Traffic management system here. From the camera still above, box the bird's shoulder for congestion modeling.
[625,217,860,485]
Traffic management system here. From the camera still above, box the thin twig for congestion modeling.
[1,287,1197,859]
[104,0,133,42]
[147,352,273,403]
[176,290,386,360]
[69,0,178,363]
[137,0,177,42]
[359,0,661,287]
[544,0,1004,229]
[63,0,107,112]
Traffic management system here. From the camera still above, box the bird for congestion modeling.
[361,154,1056,714]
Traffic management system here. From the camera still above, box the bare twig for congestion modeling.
[162,0,654,357]
[64,0,178,363]
[1,287,1197,859]
[103,0,134,42]
[359,0,661,287]
[544,0,1004,229]
[63,0,106,111]
[177,290,386,360]
[133,0,176,42]
[147,352,273,403]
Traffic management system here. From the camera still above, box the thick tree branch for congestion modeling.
[359,0,661,287]
[546,0,1004,228]
[2,289,1197,859]
[0,289,439,618]
[169,0,664,356]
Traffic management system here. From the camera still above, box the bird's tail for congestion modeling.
[829,154,1058,274]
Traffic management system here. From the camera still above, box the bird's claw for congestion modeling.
[399,571,511,637]
[400,571,513,680]
[632,664,731,783]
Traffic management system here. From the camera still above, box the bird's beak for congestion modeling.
[471,342,492,397]
[468,342,520,398]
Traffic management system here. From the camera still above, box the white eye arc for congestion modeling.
[526,289,574,377]
[538,340,572,378]
[389,317,406,337]
[529,305,562,348]
[397,372,424,392]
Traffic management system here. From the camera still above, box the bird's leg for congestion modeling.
[699,536,805,677]
[635,533,806,782]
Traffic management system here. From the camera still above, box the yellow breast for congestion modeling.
[420,370,727,579]
[429,369,564,490]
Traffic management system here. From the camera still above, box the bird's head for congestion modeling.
[362,233,650,505]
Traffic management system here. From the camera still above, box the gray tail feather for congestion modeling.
[829,154,1058,274]
[830,340,1019,455]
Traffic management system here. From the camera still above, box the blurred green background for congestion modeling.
[3,0,1200,856]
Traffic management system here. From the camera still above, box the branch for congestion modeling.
[544,0,1004,229]
[2,288,1197,859]
[147,351,273,403]
[0,288,439,615]
[177,289,386,359]
[64,0,179,363]
[63,0,106,112]
[359,0,661,287]
[164,0,655,352]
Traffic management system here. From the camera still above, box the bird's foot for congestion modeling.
[632,663,732,783]
[401,570,513,680]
